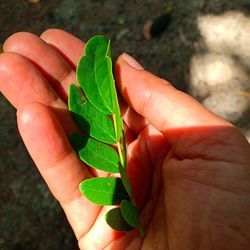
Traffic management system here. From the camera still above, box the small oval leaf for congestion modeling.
[69,84,116,144]
[121,200,140,228]
[77,56,112,114]
[70,133,119,173]
[77,35,113,115]
[80,177,130,205]
[105,208,134,231]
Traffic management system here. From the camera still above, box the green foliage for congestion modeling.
[68,35,142,234]
[105,208,133,231]
[76,35,112,115]
[120,200,140,228]
[79,177,129,205]
[70,133,120,173]
[69,84,116,144]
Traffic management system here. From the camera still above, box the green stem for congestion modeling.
[117,141,124,167]
[121,129,127,168]
[113,113,125,167]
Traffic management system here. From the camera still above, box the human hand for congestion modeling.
[0,29,250,250]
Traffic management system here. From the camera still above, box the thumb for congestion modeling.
[115,53,230,136]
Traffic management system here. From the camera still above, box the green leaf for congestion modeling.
[79,177,130,205]
[106,56,122,141]
[70,133,119,173]
[95,56,113,111]
[77,35,113,115]
[121,200,140,228]
[77,57,111,114]
[119,163,131,197]
[105,208,134,231]
[85,35,109,57]
[68,84,116,144]
[103,40,122,141]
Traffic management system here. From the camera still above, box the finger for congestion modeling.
[119,95,149,135]
[0,52,77,133]
[123,122,136,145]
[126,124,169,209]
[115,53,230,136]
[0,52,59,108]
[17,102,101,238]
[3,32,76,101]
[122,105,149,135]
[40,29,84,68]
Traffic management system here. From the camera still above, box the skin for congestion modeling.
[0,29,250,250]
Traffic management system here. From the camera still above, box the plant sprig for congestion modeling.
[68,35,143,235]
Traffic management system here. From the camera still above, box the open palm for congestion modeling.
[1,29,250,250]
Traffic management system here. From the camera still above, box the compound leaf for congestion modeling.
[69,34,143,234]
[70,133,119,173]
[80,177,130,205]
[105,207,134,231]
[69,84,116,144]
[121,200,140,228]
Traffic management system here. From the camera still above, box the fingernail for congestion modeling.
[122,53,144,70]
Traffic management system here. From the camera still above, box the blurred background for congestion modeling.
[1,0,250,249]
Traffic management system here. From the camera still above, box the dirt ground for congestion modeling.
[1,0,250,249]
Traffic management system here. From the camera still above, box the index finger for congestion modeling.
[40,29,84,68]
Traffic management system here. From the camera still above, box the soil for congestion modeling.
[1,0,250,249]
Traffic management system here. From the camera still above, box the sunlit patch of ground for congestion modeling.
[190,11,250,142]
